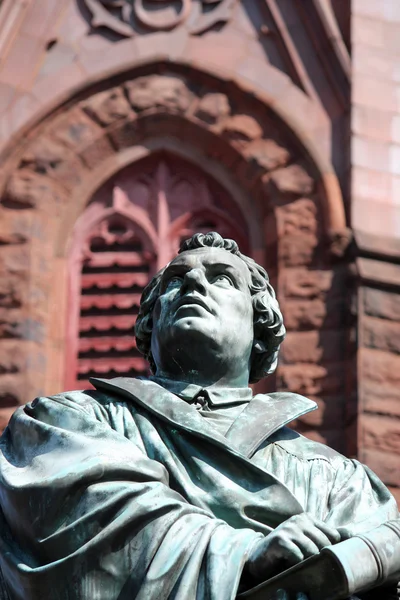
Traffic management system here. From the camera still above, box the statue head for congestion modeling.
[135,232,286,384]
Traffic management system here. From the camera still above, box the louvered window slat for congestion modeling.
[76,220,150,388]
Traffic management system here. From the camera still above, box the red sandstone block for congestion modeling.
[389,144,400,176]
[278,362,345,397]
[383,1,400,23]
[383,21,400,55]
[352,167,391,203]
[362,381,400,418]
[353,74,399,112]
[353,0,383,19]
[364,287,400,321]
[0,246,29,276]
[360,348,400,388]
[352,15,385,50]
[361,449,400,487]
[281,330,344,365]
[38,43,77,79]
[79,39,139,78]
[363,315,400,354]
[20,0,61,40]
[0,33,43,88]
[352,196,400,237]
[0,374,25,407]
[0,341,25,376]
[31,62,85,109]
[352,106,393,142]
[353,44,398,82]
[187,30,247,72]
[137,30,187,62]
[0,82,16,116]
[357,257,400,288]
[291,395,345,429]
[56,1,88,44]
[361,413,400,454]
[292,427,346,454]
[281,298,344,331]
[353,136,390,173]
[282,268,336,300]
[392,116,400,144]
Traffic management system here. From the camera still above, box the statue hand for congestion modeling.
[245,513,341,584]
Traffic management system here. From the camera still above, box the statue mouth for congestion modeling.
[175,295,212,314]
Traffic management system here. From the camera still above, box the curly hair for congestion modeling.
[135,232,286,383]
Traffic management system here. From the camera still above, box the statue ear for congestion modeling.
[252,339,266,354]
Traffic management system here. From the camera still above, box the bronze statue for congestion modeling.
[0,232,399,600]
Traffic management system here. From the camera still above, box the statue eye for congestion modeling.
[166,276,183,289]
[213,274,234,286]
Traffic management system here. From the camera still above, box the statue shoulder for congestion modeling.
[268,426,347,466]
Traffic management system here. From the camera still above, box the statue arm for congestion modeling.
[0,394,262,600]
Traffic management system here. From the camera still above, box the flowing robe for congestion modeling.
[0,377,398,600]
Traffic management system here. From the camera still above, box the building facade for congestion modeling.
[0,0,399,501]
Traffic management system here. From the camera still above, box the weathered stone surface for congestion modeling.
[282,298,344,330]
[281,330,344,364]
[19,138,84,188]
[195,93,230,124]
[243,138,290,171]
[282,268,335,299]
[362,449,400,487]
[107,117,139,150]
[0,309,22,339]
[0,375,24,407]
[279,233,318,266]
[357,257,400,288]
[0,210,28,245]
[82,87,132,126]
[220,115,263,143]
[4,170,66,209]
[125,75,193,112]
[292,395,345,428]
[360,348,400,386]
[0,342,24,375]
[269,164,315,195]
[0,247,29,276]
[292,426,346,453]
[278,362,345,396]
[362,382,400,417]
[362,413,400,453]
[327,228,353,258]
[364,287,400,321]
[363,315,400,354]
[279,198,318,236]
[79,135,115,170]
[49,108,103,150]
[0,276,23,308]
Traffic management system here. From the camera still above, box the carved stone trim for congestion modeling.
[83,0,237,37]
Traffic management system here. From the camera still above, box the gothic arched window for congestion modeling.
[66,154,249,390]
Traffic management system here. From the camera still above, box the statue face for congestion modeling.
[150,247,254,378]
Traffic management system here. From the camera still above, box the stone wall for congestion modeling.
[352,1,400,504]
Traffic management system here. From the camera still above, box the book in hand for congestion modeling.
[238,521,400,600]
[238,546,351,600]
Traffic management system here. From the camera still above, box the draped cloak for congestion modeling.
[0,377,398,600]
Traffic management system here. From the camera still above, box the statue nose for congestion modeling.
[180,269,207,295]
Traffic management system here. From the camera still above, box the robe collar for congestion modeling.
[148,375,252,407]
[90,376,317,459]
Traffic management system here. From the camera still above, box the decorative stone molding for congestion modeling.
[83,0,237,36]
